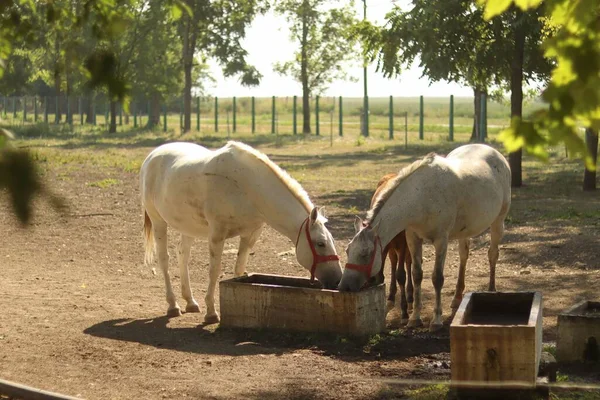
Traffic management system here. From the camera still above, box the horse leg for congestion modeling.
[395,248,409,325]
[204,233,225,324]
[234,225,263,277]
[178,234,200,313]
[387,249,398,312]
[154,222,181,317]
[451,238,470,311]
[488,218,505,292]
[430,236,449,332]
[406,233,423,328]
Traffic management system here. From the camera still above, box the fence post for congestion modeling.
[34,96,38,122]
[180,98,183,129]
[2,96,6,117]
[293,95,297,135]
[147,100,151,127]
[67,97,72,126]
[44,97,48,124]
[78,97,83,125]
[22,97,27,122]
[233,96,237,133]
[251,96,255,133]
[214,96,219,132]
[92,97,96,126]
[119,102,123,126]
[196,97,200,132]
[12,97,16,119]
[316,95,320,136]
[338,96,343,136]
[271,96,276,134]
[405,111,408,150]
[133,102,138,128]
[163,103,167,132]
[419,95,424,140]
[55,96,60,124]
[480,92,486,142]
[105,101,109,127]
[449,95,454,141]
[389,95,394,139]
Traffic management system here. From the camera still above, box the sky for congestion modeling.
[208,0,474,98]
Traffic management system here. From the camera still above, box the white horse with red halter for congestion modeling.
[140,141,342,323]
[339,144,511,332]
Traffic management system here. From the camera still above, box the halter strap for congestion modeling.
[345,235,383,279]
[295,217,340,282]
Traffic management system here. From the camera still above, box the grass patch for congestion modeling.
[87,178,120,188]
[405,384,449,400]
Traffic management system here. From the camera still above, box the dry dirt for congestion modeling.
[1,138,600,399]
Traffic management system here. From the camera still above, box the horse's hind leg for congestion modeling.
[234,225,264,277]
[488,217,505,292]
[430,236,449,332]
[451,238,470,311]
[406,233,424,328]
[178,235,200,313]
[395,249,410,324]
[154,222,181,317]
[204,231,225,324]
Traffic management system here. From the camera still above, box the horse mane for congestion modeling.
[366,152,437,224]
[225,141,314,213]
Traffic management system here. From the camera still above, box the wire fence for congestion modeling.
[0,94,511,144]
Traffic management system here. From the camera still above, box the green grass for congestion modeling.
[87,178,120,188]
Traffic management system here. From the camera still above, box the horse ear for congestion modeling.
[354,216,363,234]
[310,206,319,224]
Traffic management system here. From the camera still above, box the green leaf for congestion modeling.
[482,0,514,20]
[514,0,543,10]
[170,4,182,21]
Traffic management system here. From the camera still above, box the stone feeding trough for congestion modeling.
[450,291,543,390]
[557,300,600,363]
[219,273,386,336]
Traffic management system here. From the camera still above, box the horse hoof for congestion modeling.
[186,303,201,313]
[429,323,444,332]
[167,307,182,318]
[406,318,423,328]
[204,314,220,325]
[400,317,409,325]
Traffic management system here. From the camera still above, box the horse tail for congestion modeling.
[143,209,155,265]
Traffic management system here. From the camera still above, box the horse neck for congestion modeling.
[371,184,418,248]
[240,163,309,242]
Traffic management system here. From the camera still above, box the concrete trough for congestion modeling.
[219,273,386,336]
[450,291,543,389]
[557,300,600,363]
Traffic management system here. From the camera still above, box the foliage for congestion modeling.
[479,0,600,169]
[274,0,360,95]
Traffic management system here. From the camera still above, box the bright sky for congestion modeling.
[208,0,474,98]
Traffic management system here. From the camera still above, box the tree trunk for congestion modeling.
[183,16,192,133]
[85,96,94,124]
[146,93,160,127]
[54,32,61,124]
[583,128,598,191]
[301,0,311,134]
[509,9,526,188]
[109,100,117,133]
[470,88,482,142]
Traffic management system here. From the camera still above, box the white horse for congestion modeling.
[140,141,342,323]
[338,144,511,332]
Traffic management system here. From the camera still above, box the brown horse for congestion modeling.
[372,173,413,324]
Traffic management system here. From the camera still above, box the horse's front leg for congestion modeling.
[234,225,264,277]
[430,236,449,332]
[178,234,200,313]
[204,233,225,324]
[387,249,398,312]
[406,233,423,328]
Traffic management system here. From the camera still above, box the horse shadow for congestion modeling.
[83,315,450,361]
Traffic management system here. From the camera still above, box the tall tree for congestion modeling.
[583,128,598,191]
[179,0,266,133]
[275,0,359,134]
[358,0,551,186]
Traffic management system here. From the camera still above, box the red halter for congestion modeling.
[344,235,383,279]
[295,217,340,282]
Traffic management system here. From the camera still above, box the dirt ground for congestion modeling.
[1,134,600,399]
